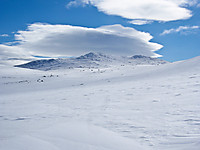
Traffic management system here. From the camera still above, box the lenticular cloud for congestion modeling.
[0,23,163,60]
[68,0,193,22]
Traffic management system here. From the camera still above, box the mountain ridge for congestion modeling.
[14,52,168,71]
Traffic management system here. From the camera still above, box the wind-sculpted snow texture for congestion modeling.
[14,52,168,71]
[0,56,200,150]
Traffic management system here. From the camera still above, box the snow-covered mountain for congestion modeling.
[1,56,200,150]
[14,52,168,70]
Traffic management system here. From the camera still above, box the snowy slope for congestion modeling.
[14,52,168,71]
[0,56,200,150]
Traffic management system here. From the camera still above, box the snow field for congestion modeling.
[0,56,200,150]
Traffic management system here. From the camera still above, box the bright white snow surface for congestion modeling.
[0,56,200,150]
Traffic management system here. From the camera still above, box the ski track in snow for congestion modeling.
[0,57,200,150]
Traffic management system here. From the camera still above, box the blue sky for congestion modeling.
[0,0,200,62]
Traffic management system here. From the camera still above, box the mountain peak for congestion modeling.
[76,52,110,61]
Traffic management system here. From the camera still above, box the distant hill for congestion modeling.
[14,52,168,71]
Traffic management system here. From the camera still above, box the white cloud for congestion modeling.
[66,1,78,8]
[129,20,153,25]
[0,23,163,62]
[68,0,193,22]
[66,0,84,8]
[184,0,199,6]
[0,34,9,37]
[160,25,200,35]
